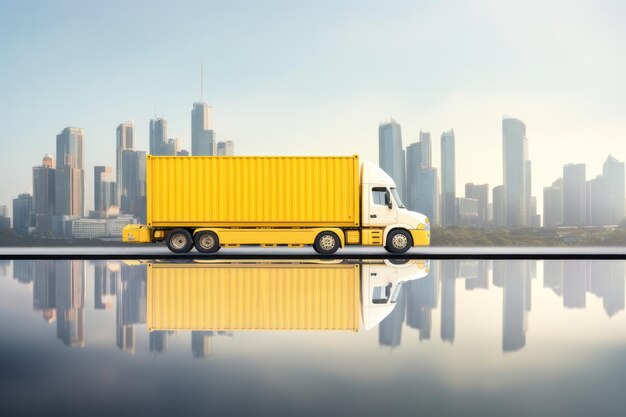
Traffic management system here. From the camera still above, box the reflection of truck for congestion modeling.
[122,156,429,254]
[144,259,430,331]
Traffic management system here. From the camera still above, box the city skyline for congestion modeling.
[2,1,626,219]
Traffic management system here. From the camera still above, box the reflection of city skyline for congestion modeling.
[3,259,626,355]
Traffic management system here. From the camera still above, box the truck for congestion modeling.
[142,259,430,332]
[122,155,430,254]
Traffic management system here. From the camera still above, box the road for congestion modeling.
[1,245,625,259]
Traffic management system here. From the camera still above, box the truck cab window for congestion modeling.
[372,187,389,206]
[390,188,405,208]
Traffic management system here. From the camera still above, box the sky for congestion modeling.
[1,0,626,216]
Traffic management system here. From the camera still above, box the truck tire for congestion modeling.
[313,231,340,255]
[194,230,220,253]
[385,229,412,254]
[166,228,193,253]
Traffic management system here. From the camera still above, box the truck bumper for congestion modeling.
[410,229,430,246]
[122,224,153,243]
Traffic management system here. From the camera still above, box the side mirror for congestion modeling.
[385,192,392,208]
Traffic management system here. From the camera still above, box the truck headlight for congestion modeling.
[424,217,430,230]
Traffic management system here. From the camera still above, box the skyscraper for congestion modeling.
[563,163,586,226]
[543,178,563,228]
[492,185,505,227]
[120,150,146,223]
[465,183,489,226]
[12,193,32,233]
[603,155,625,225]
[192,102,214,156]
[502,117,529,227]
[55,127,84,217]
[116,122,134,206]
[406,134,438,222]
[378,119,405,198]
[440,129,456,226]
[32,154,56,232]
[149,118,168,156]
[94,166,116,214]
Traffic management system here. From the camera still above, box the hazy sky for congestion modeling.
[1,0,626,215]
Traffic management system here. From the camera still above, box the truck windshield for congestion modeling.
[390,188,405,208]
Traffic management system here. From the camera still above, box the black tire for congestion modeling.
[313,231,340,255]
[194,231,220,253]
[385,229,412,254]
[166,228,193,253]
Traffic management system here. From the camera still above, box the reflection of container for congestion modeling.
[145,260,430,332]
[123,156,430,254]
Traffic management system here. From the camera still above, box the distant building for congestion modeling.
[177,149,190,156]
[67,215,137,239]
[33,154,56,233]
[457,197,478,226]
[116,121,134,206]
[120,150,146,223]
[161,138,179,156]
[563,163,586,226]
[94,166,116,214]
[12,193,33,234]
[502,117,529,227]
[55,127,84,218]
[216,140,234,156]
[543,178,563,228]
[440,129,456,226]
[492,185,505,227]
[603,155,625,225]
[588,175,610,226]
[414,168,439,225]
[0,205,10,230]
[0,205,7,217]
[149,118,168,156]
[379,119,405,198]
[192,102,215,156]
[406,134,438,223]
[465,183,488,226]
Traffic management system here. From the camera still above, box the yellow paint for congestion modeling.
[345,229,361,245]
[147,263,360,331]
[193,227,345,247]
[146,155,360,228]
[122,224,152,243]
[361,228,383,246]
[410,229,430,246]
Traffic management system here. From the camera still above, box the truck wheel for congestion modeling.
[194,231,220,253]
[166,228,193,253]
[385,229,412,254]
[314,231,340,255]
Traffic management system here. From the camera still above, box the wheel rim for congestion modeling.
[170,233,188,250]
[391,233,408,250]
[199,234,215,250]
[319,234,336,251]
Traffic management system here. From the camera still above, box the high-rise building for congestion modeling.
[120,150,146,223]
[440,129,456,226]
[492,185,505,227]
[502,117,529,227]
[465,183,489,226]
[33,154,56,232]
[55,260,85,347]
[192,102,214,156]
[0,205,9,230]
[116,122,134,207]
[379,119,405,198]
[55,127,84,217]
[406,134,438,222]
[457,197,478,226]
[94,166,116,214]
[0,205,7,217]
[12,193,32,233]
[216,140,234,156]
[603,155,625,225]
[563,163,586,226]
[543,178,563,228]
[160,138,179,156]
[149,118,168,156]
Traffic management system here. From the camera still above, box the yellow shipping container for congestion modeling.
[147,263,360,331]
[146,156,360,228]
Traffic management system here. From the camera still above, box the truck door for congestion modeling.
[363,186,398,227]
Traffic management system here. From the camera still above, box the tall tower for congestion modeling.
[440,129,456,226]
[116,121,134,207]
[406,131,438,224]
[603,155,625,225]
[502,117,528,227]
[149,118,168,156]
[55,127,84,217]
[191,103,214,155]
[33,154,56,232]
[563,163,586,226]
[378,119,405,198]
